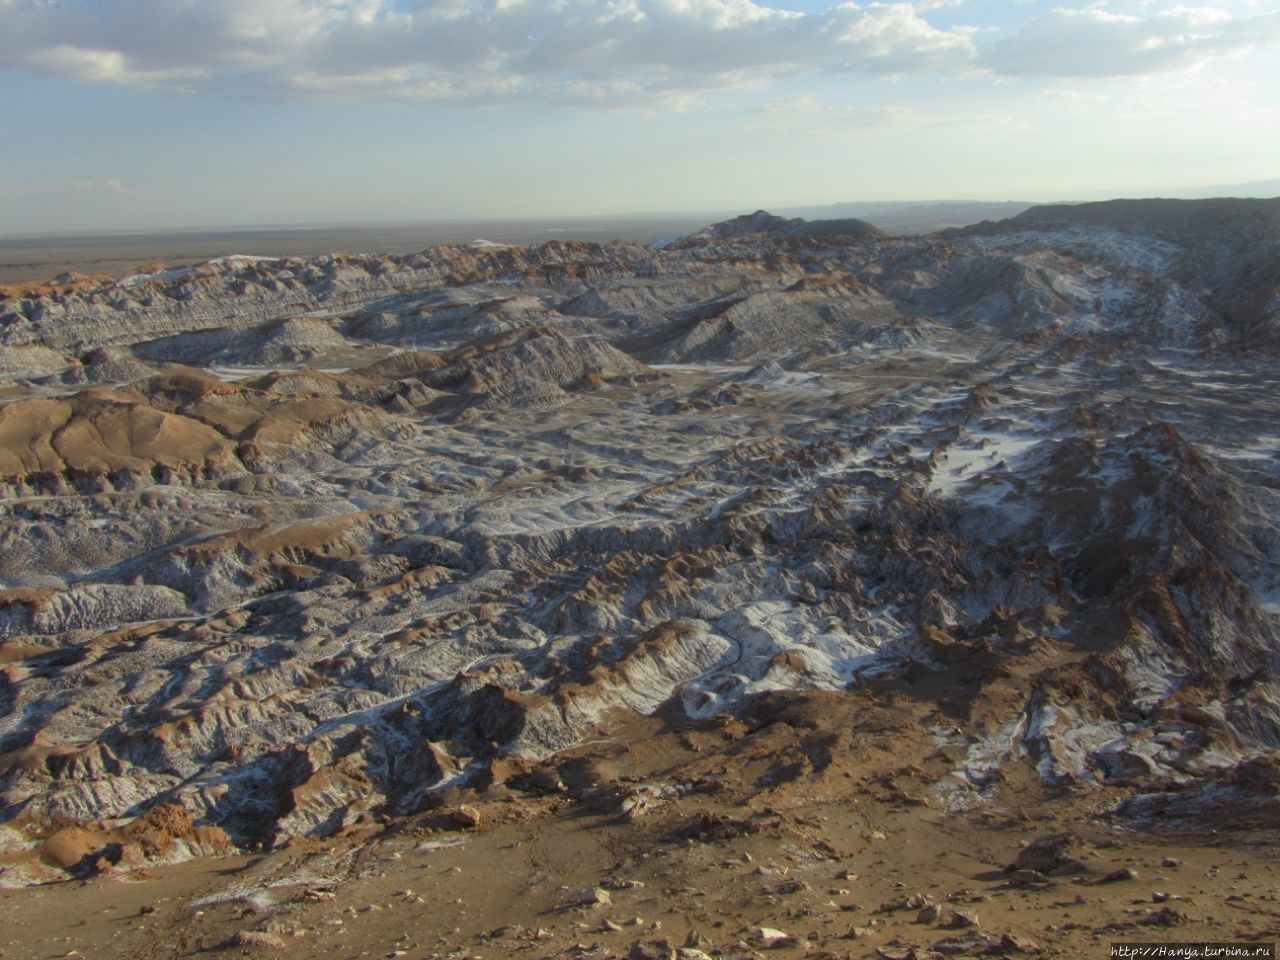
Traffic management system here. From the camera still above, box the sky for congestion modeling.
[1,0,1278,233]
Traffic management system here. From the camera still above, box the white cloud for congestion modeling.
[0,0,978,105]
[30,44,209,89]
[0,0,1275,106]
[985,5,1280,77]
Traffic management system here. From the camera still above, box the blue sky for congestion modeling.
[1,0,1277,233]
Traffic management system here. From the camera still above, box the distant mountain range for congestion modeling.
[2,180,1275,285]
[778,179,1280,236]
[775,200,1037,236]
[681,209,886,242]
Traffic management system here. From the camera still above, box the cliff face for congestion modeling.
[1,201,1278,884]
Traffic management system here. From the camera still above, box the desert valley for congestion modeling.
[0,198,1277,959]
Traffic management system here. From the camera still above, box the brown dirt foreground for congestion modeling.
[1,689,1277,960]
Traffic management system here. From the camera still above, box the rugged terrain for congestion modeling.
[0,198,1278,957]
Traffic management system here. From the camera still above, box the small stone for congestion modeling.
[1100,867,1138,884]
[1007,870,1048,887]
[581,888,612,907]
[945,909,979,929]
[230,930,288,950]
[628,938,677,960]
[752,927,793,948]
[1160,858,1183,868]
[603,878,645,890]
[999,932,1041,953]
[775,879,810,894]
[527,768,567,794]
[620,794,651,820]
[878,893,931,913]
[1007,833,1083,875]
[916,904,942,924]
[450,806,481,829]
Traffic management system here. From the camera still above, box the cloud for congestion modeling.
[0,0,1275,107]
[29,44,209,89]
[0,0,977,105]
[985,5,1280,78]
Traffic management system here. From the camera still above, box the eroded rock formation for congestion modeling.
[0,201,1277,883]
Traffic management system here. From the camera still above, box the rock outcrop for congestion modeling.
[1,199,1278,880]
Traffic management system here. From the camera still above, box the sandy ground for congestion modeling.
[1,689,1276,960]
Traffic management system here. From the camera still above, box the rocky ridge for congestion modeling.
[0,202,1277,887]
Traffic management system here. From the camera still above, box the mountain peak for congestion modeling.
[684,209,886,242]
